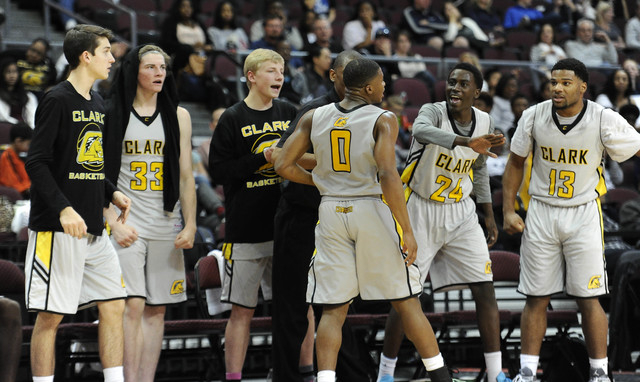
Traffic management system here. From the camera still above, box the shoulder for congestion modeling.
[272,99,298,116]
[177,106,190,118]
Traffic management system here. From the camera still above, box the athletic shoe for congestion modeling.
[588,367,611,382]
[378,375,394,382]
[496,371,512,382]
[512,367,535,382]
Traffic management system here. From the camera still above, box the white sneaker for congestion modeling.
[588,367,611,382]
[512,367,534,382]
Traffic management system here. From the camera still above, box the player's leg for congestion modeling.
[137,304,166,382]
[96,299,126,369]
[0,298,21,382]
[577,297,610,380]
[390,297,450,382]
[378,308,404,381]
[225,304,256,376]
[469,282,503,381]
[316,303,349,382]
[519,296,550,375]
[31,311,64,376]
[122,297,145,381]
[299,306,315,380]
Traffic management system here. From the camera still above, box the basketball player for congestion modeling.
[208,48,298,382]
[377,62,509,382]
[275,57,453,382]
[24,25,130,382]
[503,58,640,382]
[103,44,197,382]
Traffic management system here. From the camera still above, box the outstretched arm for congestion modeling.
[374,111,417,266]
[275,110,315,186]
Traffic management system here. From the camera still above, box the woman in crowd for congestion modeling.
[393,30,437,89]
[0,58,37,128]
[594,1,625,50]
[530,23,567,67]
[596,69,636,112]
[490,73,518,131]
[207,1,249,51]
[342,0,386,51]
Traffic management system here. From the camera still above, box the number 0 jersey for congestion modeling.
[511,99,640,207]
[311,103,386,197]
[117,110,181,239]
[401,102,491,203]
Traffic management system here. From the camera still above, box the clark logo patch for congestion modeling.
[170,280,185,295]
[588,275,602,289]
[484,261,492,274]
[334,117,348,127]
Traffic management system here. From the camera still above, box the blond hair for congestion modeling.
[243,48,284,88]
[139,44,171,65]
[595,1,613,25]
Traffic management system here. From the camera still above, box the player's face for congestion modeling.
[550,69,586,116]
[446,69,479,112]
[137,52,167,94]
[89,37,115,80]
[250,60,284,99]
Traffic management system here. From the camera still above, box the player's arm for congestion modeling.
[502,153,527,234]
[174,107,197,249]
[374,111,417,266]
[267,147,316,170]
[275,110,315,186]
[471,157,498,247]
[104,204,138,247]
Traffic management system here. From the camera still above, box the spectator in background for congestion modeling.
[1,38,57,100]
[300,45,333,102]
[459,51,489,93]
[595,69,637,112]
[56,0,77,31]
[490,73,518,131]
[362,27,399,96]
[160,0,213,78]
[306,16,342,53]
[465,0,505,45]
[594,1,625,50]
[251,1,304,51]
[483,67,502,95]
[508,93,530,137]
[620,103,640,129]
[0,122,32,199]
[342,0,386,51]
[0,297,21,382]
[541,0,582,34]
[300,10,318,47]
[565,18,618,67]
[207,1,249,51]
[536,78,553,102]
[0,58,37,128]
[393,29,437,90]
[623,58,640,94]
[275,40,306,105]
[443,1,491,54]
[197,108,226,174]
[474,91,493,113]
[530,23,567,67]
[402,0,447,51]
[302,0,336,23]
[250,14,286,50]
[503,0,560,30]
[626,3,640,50]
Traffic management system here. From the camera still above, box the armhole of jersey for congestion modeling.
[598,107,606,150]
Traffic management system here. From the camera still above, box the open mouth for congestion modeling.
[449,95,462,105]
[271,84,281,91]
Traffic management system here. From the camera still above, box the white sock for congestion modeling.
[589,357,608,373]
[520,354,539,374]
[317,370,336,382]
[103,366,124,382]
[33,377,54,382]
[377,354,397,381]
[422,353,445,371]
[484,351,502,382]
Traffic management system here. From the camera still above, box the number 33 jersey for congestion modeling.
[117,110,181,238]
[310,103,386,197]
[511,99,640,207]
[401,102,491,203]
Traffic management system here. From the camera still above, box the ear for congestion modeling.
[246,70,256,84]
[365,84,373,94]
[474,88,481,99]
[329,68,336,83]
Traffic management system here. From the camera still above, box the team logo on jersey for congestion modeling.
[170,280,185,295]
[252,134,282,177]
[333,117,348,127]
[76,124,104,171]
[588,275,602,289]
[484,261,492,274]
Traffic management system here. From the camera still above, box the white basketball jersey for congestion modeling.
[117,111,182,238]
[401,102,491,203]
[310,103,385,197]
[511,100,640,207]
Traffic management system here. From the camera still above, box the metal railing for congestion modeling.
[42,0,137,47]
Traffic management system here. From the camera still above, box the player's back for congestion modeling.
[310,103,385,197]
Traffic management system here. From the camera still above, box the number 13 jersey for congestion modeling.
[510,99,640,207]
[311,103,386,197]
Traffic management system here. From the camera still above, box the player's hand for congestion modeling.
[174,225,196,249]
[264,145,275,163]
[266,146,281,164]
[59,207,87,239]
[402,230,418,267]
[467,134,505,158]
[111,222,138,248]
[503,211,525,234]
[112,191,131,223]
[485,216,499,248]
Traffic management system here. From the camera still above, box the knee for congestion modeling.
[525,296,551,312]
[98,299,126,322]
[0,298,21,326]
[143,305,167,324]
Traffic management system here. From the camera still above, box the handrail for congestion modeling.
[42,0,137,47]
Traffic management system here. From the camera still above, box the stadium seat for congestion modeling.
[393,77,431,106]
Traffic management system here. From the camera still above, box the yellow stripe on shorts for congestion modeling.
[35,231,53,271]
[222,242,233,263]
